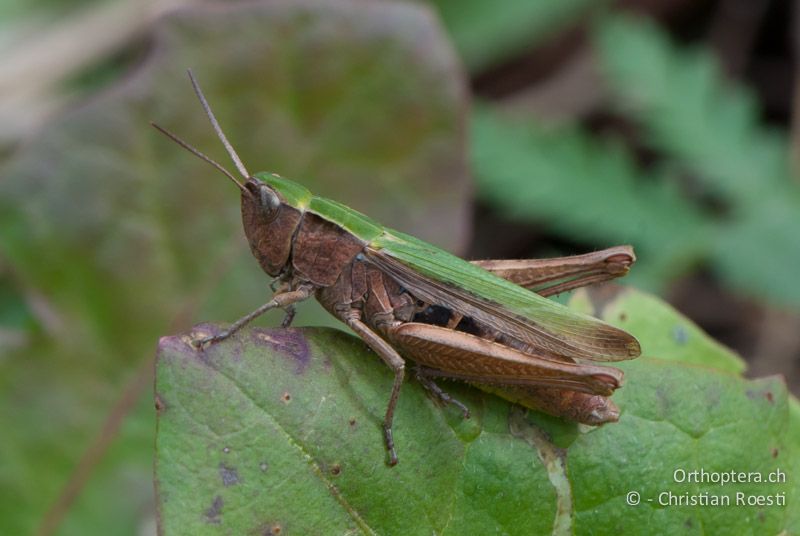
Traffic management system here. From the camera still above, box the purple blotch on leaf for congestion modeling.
[252,328,310,374]
[219,463,240,487]
[204,495,223,524]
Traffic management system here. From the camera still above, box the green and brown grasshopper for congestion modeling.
[153,71,641,466]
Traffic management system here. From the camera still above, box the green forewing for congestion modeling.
[369,230,640,361]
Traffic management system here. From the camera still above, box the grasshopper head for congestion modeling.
[240,175,302,277]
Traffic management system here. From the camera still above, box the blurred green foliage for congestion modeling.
[424,0,609,71]
[597,16,800,305]
[0,0,100,21]
[472,15,800,307]
[473,107,711,287]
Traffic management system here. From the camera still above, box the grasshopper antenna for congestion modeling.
[187,69,251,180]
[150,122,252,197]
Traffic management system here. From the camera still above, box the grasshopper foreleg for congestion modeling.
[193,284,314,348]
[339,308,406,466]
[414,367,470,419]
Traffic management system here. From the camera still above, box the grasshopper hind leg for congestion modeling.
[414,367,470,419]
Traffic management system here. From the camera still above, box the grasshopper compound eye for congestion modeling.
[259,185,281,216]
[244,179,281,219]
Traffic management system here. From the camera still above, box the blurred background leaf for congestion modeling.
[423,0,609,72]
[471,106,713,288]
[595,14,800,307]
[472,14,800,307]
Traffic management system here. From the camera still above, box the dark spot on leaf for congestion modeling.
[330,463,341,476]
[618,312,627,322]
[204,495,223,524]
[253,328,310,374]
[281,391,291,403]
[705,385,721,409]
[155,394,167,413]
[219,463,239,487]
[263,523,283,535]
[655,386,672,414]
[349,417,356,427]
[746,388,775,404]
[253,521,285,536]
[684,518,693,528]
[772,448,779,458]
[672,325,689,345]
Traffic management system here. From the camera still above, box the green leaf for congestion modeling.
[0,1,469,533]
[568,286,746,374]
[569,363,792,534]
[156,288,798,533]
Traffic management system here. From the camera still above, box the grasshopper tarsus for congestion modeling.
[280,305,297,328]
[191,328,236,350]
[444,397,471,420]
[416,371,471,419]
[191,332,225,350]
[383,425,398,466]
[189,336,205,350]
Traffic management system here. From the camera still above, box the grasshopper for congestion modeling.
[153,71,641,465]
